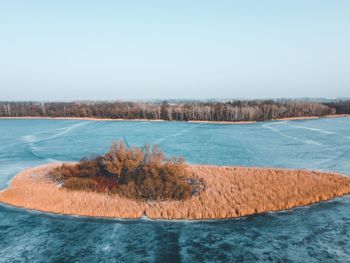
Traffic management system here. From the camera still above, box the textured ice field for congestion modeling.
[0,118,350,262]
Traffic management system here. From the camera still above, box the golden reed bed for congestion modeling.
[1,163,350,220]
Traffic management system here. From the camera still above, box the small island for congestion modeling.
[1,142,350,220]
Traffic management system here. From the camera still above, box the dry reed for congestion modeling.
[0,163,350,220]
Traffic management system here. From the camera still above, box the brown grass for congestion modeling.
[1,163,350,220]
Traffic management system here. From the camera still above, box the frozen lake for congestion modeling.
[1,118,350,262]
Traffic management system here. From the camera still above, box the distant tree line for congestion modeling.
[0,100,348,122]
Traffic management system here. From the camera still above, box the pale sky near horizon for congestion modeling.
[1,0,349,101]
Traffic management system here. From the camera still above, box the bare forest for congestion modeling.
[1,100,348,122]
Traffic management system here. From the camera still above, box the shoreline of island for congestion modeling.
[0,114,349,124]
[1,163,349,220]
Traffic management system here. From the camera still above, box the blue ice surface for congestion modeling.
[0,117,350,262]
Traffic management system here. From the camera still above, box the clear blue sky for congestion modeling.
[1,0,349,101]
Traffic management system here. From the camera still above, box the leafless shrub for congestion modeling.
[47,142,204,201]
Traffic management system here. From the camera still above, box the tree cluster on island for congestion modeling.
[1,99,349,122]
[47,142,205,201]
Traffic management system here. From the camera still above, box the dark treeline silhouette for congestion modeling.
[0,100,348,122]
[324,101,350,115]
